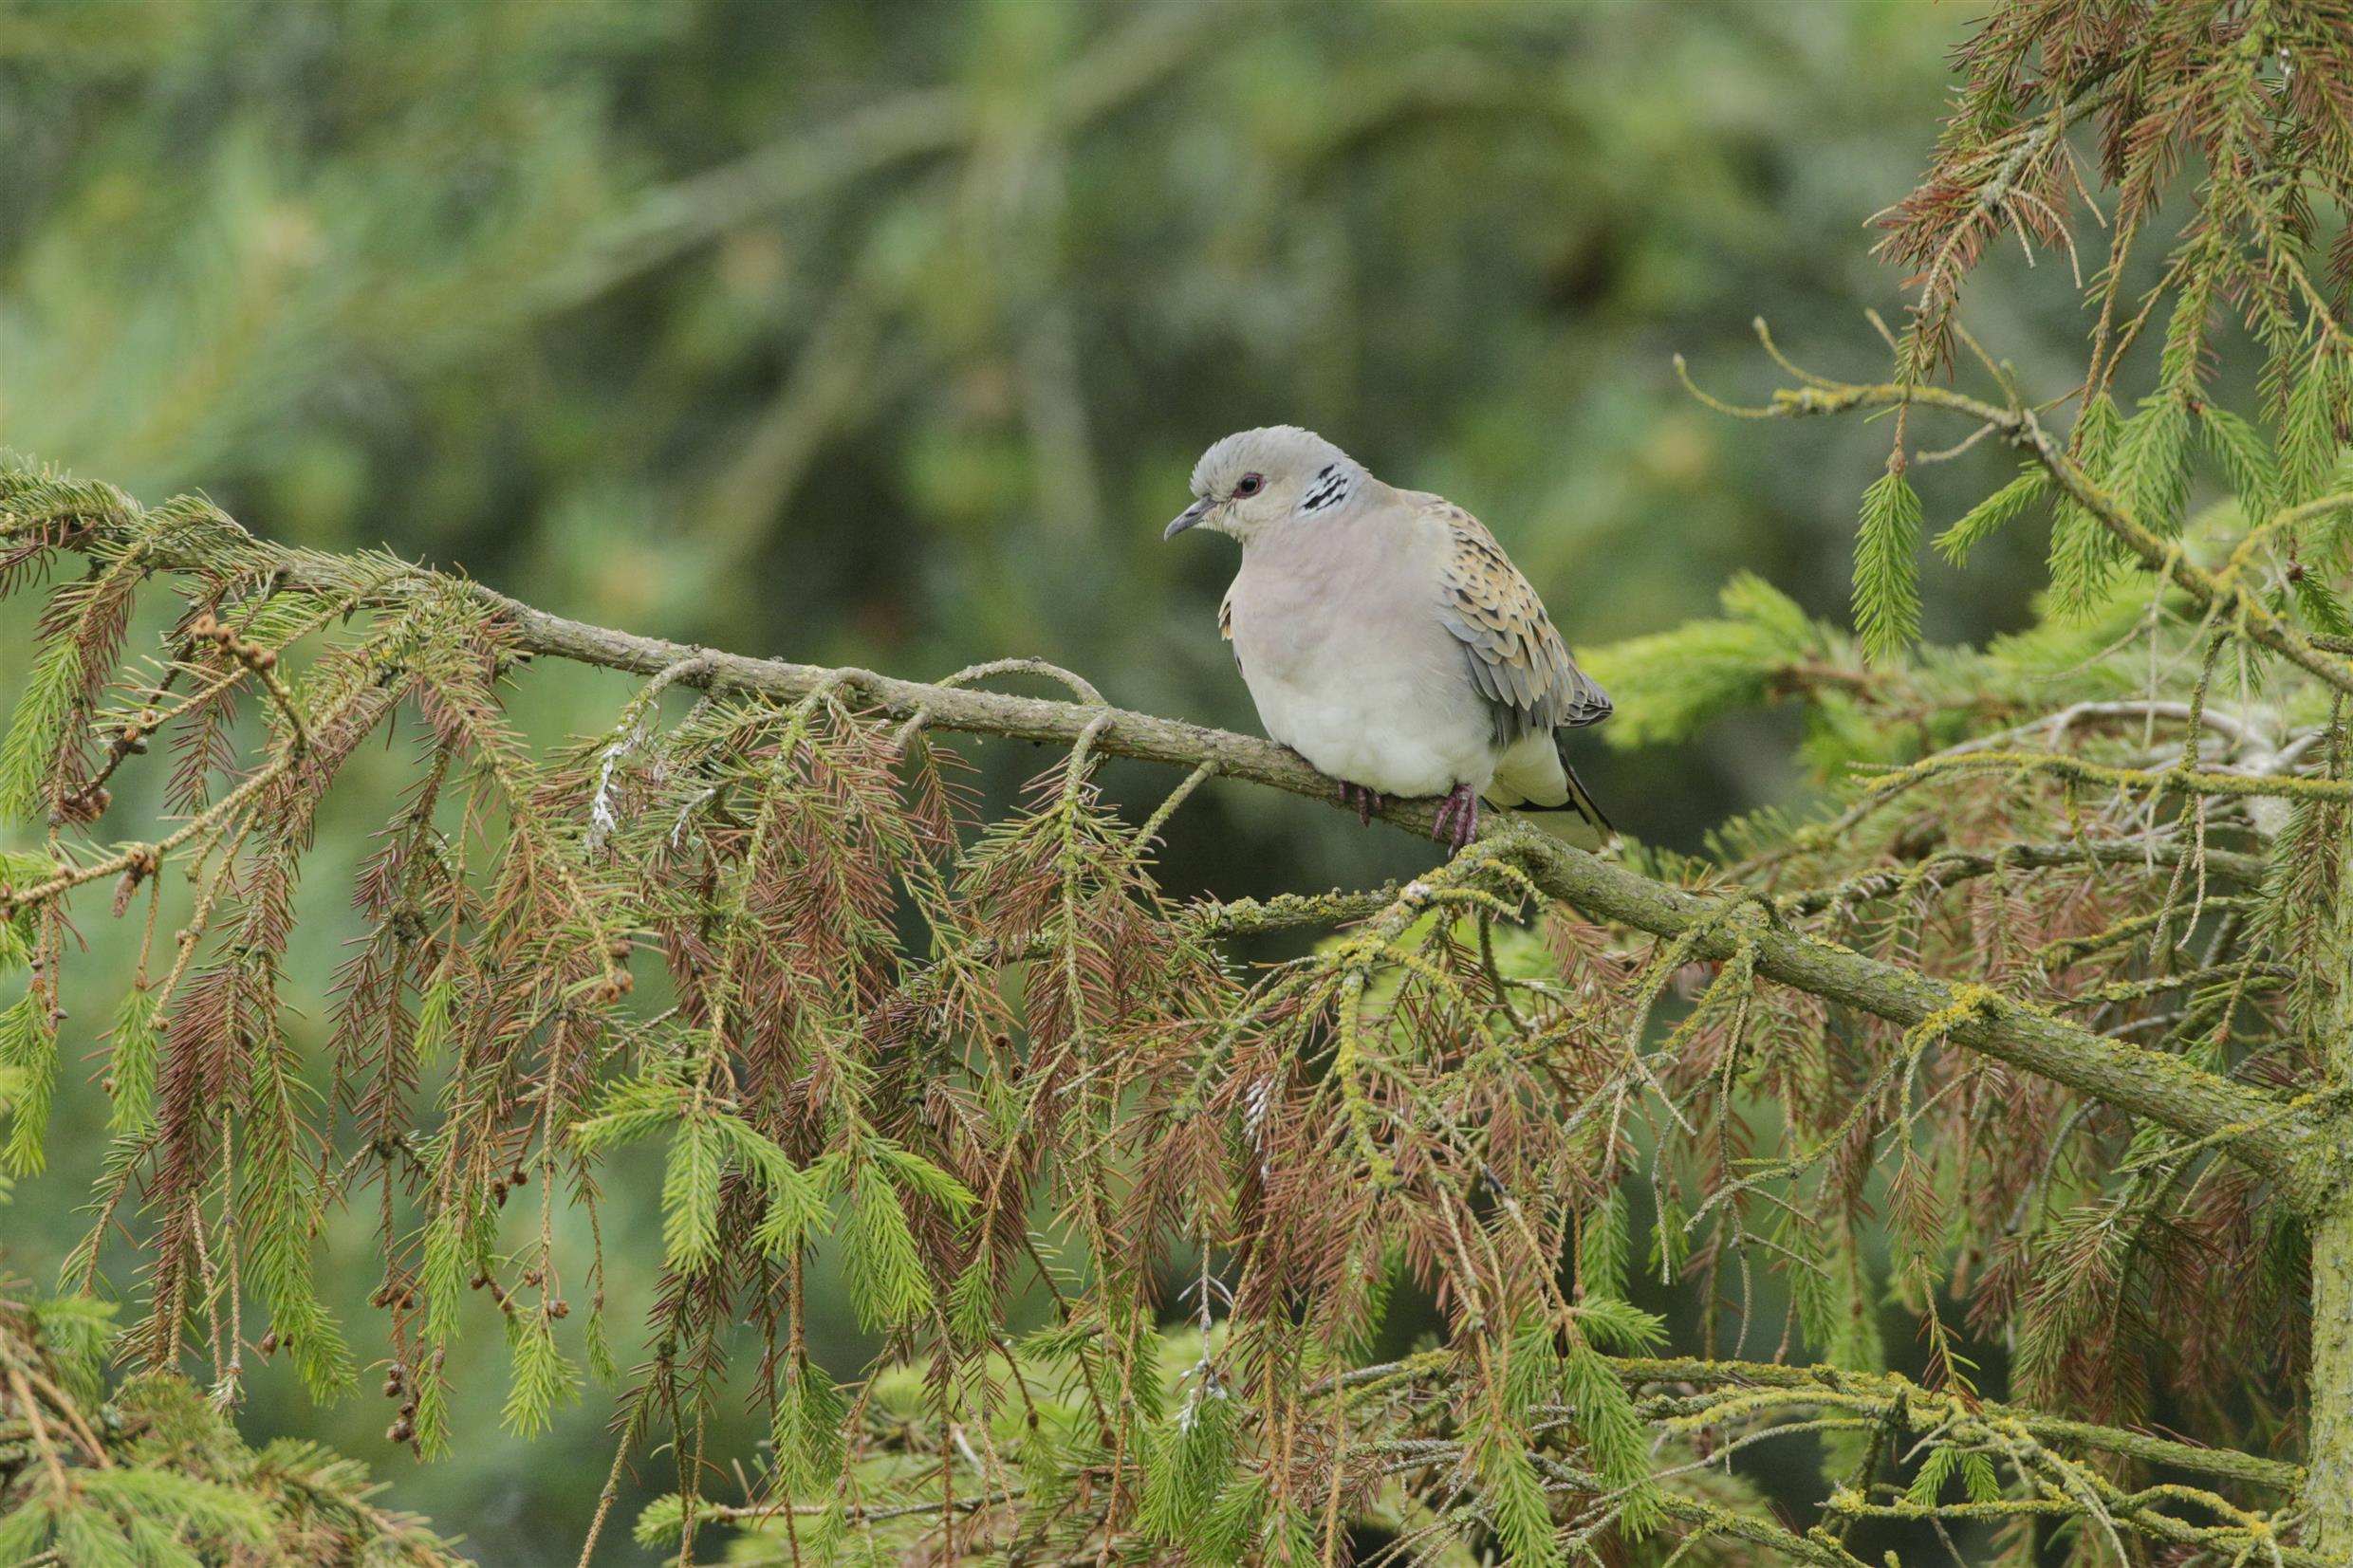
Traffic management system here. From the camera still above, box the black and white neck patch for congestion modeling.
[1299,463,1353,515]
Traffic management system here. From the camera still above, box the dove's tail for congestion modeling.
[1558,756,1613,836]
[1514,747,1614,853]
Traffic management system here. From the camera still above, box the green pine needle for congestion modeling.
[0,636,82,826]
[1852,466,1924,664]
[103,988,159,1136]
[843,1168,933,1331]
[660,1113,725,1275]
[1934,468,2046,564]
[2200,404,2279,521]
[0,993,58,1177]
[500,1310,582,1437]
[1581,1189,1631,1304]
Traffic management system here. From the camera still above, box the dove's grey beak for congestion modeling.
[1163,498,1212,540]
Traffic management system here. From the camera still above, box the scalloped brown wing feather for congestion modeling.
[1425,498,1611,745]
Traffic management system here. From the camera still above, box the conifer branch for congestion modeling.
[1723,369,2353,696]
[1770,836,2266,917]
[14,6,2353,1559]
[1332,1347,2305,1489]
[5,491,2332,1201]
[1862,747,2353,803]
[1479,828,2332,1202]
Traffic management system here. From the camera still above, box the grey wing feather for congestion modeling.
[1428,500,1611,744]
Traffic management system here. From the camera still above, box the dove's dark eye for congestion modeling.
[1233,473,1264,498]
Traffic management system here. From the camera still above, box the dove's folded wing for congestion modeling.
[1423,497,1611,747]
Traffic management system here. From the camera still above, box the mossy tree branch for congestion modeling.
[5,497,2334,1206]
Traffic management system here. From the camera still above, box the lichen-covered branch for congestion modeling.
[6,449,2342,1564]
[4,487,2332,1205]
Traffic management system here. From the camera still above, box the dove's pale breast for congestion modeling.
[1223,497,1495,799]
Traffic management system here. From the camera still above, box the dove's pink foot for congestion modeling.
[1342,782,1383,826]
[1432,784,1478,854]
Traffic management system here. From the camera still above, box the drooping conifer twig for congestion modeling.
[16,9,2353,1560]
[1677,343,2353,697]
[9,443,2350,1563]
[0,1276,466,1563]
[0,486,2328,1202]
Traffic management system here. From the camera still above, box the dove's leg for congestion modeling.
[1342,783,1383,826]
[1433,784,1478,853]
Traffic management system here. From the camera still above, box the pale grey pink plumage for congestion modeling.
[1166,425,1611,851]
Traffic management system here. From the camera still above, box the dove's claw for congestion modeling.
[1343,783,1383,826]
[1433,784,1478,854]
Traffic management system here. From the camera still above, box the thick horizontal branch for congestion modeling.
[8,489,2340,1204]
[1342,1347,2302,1490]
[1608,1356,2301,1489]
[1342,1347,2307,1565]
[1773,836,2267,918]
[1491,824,2332,1203]
[1862,747,2353,802]
[473,608,2330,1201]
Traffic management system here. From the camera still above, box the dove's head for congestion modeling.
[1164,425,1362,545]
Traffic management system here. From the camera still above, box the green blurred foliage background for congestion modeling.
[2,1,2098,1559]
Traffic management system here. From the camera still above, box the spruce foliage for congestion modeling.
[0,1069,464,1565]
[9,5,2353,1565]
